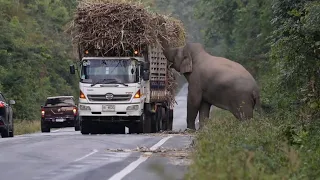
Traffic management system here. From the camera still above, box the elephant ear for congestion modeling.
[180,48,192,74]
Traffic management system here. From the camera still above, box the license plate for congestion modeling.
[102,105,115,112]
[56,118,65,122]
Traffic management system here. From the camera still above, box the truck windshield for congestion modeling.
[80,59,138,84]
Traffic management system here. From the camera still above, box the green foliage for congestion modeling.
[14,120,40,135]
[195,0,273,79]
[270,0,320,119]
[185,109,320,180]
[0,0,78,120]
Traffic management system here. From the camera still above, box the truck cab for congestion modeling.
[70,52,151,134]
[70,45,173,135]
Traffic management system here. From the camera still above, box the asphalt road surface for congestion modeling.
[0,84,194,180]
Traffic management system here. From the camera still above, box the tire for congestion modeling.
[74,116,80,131]
[141,113,151,133]
[75,125,80,131]
[152,107,163,133]
[114,124,125,134]
[80,118,91,135]
[167,109,173,131]
[91,122,105,135]
[9,123,14,137]
[151,109,158,133]
[1,128,9,138]
[129,123,139,134]
[41,121,50,133]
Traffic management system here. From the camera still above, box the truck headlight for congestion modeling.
[79,105,91,110]
[126,105,139,111]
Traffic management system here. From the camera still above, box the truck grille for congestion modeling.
[87,94,132,101]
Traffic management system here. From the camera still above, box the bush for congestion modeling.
[14,120,40,135]
[185,108,320,179]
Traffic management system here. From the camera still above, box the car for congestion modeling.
[41,96,78,132]
[0,92,15,138]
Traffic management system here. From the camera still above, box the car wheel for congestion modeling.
[74,116,80,131]
[41,121,50,133]
[1,127,9,138]
[9,124,14,137]
[75,125,80,131]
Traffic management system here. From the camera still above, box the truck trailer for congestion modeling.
[69,44,174,134]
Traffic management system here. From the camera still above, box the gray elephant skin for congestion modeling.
[158,37,261,130]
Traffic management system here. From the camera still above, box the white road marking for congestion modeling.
[51,129,61,133]
[74,149,98,162]
[149,136,172,151]
[108,135,173,180]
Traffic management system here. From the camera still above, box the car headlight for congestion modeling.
[79,105,91,110]
[126,105,139,111]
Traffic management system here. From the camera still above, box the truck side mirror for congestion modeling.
[143,70,150,81]
[70,65,75,74]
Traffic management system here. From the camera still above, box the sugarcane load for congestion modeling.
[67,0,186,134]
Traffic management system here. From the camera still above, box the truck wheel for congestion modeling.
[151,109,158,133]
[114,124,125,134]
[152,107,164,133]
[80,119,91,135]
[167,109,173,131]
[141,113,151,133]
[41,121,50,133]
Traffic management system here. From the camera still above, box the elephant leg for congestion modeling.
[186,92,201,130]
[198,101,210,129]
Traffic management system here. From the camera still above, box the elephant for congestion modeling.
[158,36,261,130]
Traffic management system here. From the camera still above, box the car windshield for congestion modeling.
[80,59,138,84]
[45,98,75,107]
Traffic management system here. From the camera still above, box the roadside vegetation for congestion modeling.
[14,120,40,135]
[0,0,79,122]
[185,109,320,179]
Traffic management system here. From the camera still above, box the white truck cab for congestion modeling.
[77,57,147,118]
[70,45,173,134]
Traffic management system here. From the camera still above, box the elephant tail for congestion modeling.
[253,90,262,114]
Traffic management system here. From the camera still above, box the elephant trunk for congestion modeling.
[158,35,170,58]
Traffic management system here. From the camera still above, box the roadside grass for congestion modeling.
[185,108,320,180]
[14,120,40,135]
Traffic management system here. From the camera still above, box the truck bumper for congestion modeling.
[78,103,143,117]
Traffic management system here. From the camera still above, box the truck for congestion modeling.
[41,96,78,132]
[69,44,174,135]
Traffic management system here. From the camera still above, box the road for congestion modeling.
[0,84,194,180]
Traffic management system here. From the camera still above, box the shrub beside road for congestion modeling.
[14,120,40,135]
[185,109,320,179]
